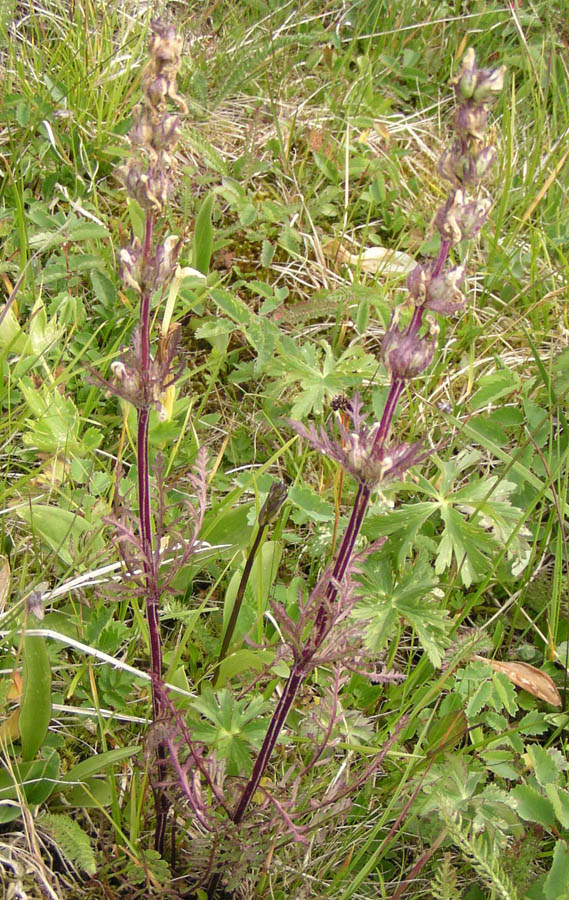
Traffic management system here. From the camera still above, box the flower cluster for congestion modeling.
[291,394,426,490]
[117,20,187,217]
[403,48,505,320]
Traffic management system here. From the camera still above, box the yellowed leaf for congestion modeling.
[374,122,392,144]
[0,708,20,743]
[0,557,10,615]
[476,656,562,706]
[8,671,23,701]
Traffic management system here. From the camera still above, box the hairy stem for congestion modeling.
[136,211,169,850]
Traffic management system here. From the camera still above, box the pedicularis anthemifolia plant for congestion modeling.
[93,20,206,853]
[101,26,504,896]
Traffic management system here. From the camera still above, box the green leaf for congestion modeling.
[365,502,435,568]
[289,484,335,523]
[261,240,274,267]
[527,745,563,787]
[466,681,493,719]
[17,504,103,565]
[189,688,269,776]
[192,192,215,274]
[544,840,569,900]
[59,746,140,787]
[545,785,569,829]
[354,557,449,667]
[491,671,518,717]
[210,288,252,326]
[20,633,51,760]
[216,648,275,686]
[20,378,81,455]
[0,750,60,816]
[90,269,116,307]
[512,783,555,828]
[61,777,113,808]
[40,813,96,874]
[469,369,520,411]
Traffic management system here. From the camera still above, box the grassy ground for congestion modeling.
[1,1,569,898]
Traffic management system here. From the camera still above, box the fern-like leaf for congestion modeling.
[431,852,462,900]
[440,802,519,900]
[40,813,96,875]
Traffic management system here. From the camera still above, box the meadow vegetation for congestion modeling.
[1,2,569,899]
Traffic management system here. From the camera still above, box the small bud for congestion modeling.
[406,263,430,303]
[435,188,466,243]
[425,266,466,315]
[452,48,505,107]
[454,102,488,140]
[473,65,506,102]
[455,197,492,240]
[154,114,180,151]
[146,74,170,107]
[118,241,142,293]
[111,360,143,405]
[155,234,181,283]
[381,312,438,380]
[474,145,497,180]
[452,47,477,100]
[26,585,48,621]
[258,481,288,528]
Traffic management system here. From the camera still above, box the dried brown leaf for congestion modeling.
[476,656,562,706]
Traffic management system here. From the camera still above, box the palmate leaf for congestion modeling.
[271,339,377,418]
[354,556,450,667]
[189,687,270,776]
[367,451,528,587]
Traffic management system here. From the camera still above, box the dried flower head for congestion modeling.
[381,309,438,379]
[116,20,187,215]
[291,395,426,490]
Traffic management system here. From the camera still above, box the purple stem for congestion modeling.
[224,238,453,858]
[136,212,169,849]
[232,668,305,825]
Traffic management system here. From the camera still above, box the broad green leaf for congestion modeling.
[289,484,335,523]
[20,634,51,761]
[544,840,569,900]
[466,681,493,719]
[512,783,555,828]
[0,750,60,809]
[61,778,113,808]
[545,784,569,829]
[17,504,103,566]
[217,649,275,686]
[364,502,435,568]
[261,240,274,267]
[90,269,116,307]
[0,302,25,352]
[469,369,520,411]
[211,288,252,326]
[192,192,215,274]
[526,745,563,786]
[490,671,518,716]
[20,379,81,455]
[59,746,140,787]
[246,316,281,373]
[518,710,550,735]
[354,557,449,666]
